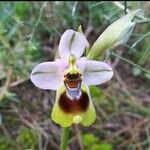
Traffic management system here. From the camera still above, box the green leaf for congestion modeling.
[82,133,99,147]
[5,91,19,103]
[91,143,112,150]
[90,86,102,98]
[16,128,38,150]
[132,67,142,76]
[15,2,30,19]
[0,137,15,150]
[144,71,150,79]
[89,85,105,102]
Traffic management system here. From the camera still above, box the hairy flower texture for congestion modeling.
[30,10,138,127]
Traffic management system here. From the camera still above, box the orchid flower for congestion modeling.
[30,10,139,127]
[30,30,113,127]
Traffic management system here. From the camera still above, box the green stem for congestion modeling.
[60,127,69,150]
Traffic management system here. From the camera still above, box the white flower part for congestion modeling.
[82,60,113,86]
[77,57,87,74]
[114,22,135,47]
[30,61,62,90]
[55,58,68,73]
[59,30,89,59]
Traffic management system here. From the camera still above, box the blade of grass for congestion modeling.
[131,32,150,49]
[110,51,150,75]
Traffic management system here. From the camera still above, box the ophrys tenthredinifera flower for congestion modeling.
[30,30,113,127]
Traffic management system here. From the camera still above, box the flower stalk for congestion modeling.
[60,127,70,150]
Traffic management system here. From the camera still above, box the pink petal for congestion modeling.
[83,60,113,85]
[30,61,62,90]
[59,30,89,59]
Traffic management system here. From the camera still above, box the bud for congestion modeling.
[87,9,140,60]
[77,25,83,34]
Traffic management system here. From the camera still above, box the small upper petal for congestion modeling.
[83,60,113,86]
[30,61,62,90]
[59,30,89,59]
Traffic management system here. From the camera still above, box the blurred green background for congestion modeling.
[0,1,150,150]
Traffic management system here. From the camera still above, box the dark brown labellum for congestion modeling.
[58,90,89,114]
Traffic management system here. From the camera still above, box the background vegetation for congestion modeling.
[0,1,150,150]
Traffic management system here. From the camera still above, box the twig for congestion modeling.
[113,1,130,13]
[74,125,84,150]
[4,8,22,24]
[110,118,149,139]
[131,32,150,49]
[1,125,22,150]
[12,104,59,149]
[0,34,13,100]
[43,138,49,150]
[0,68,12,100]
[110,51,150,75]
[120,118,149,149]
[38,132,43,150]
[112,48,124,68]
[114,70,132,97]
[72,1,78,16]
[124,1,127,14]
[95,104,107,120]
[9,78,28,87]
[29,2,48,42]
